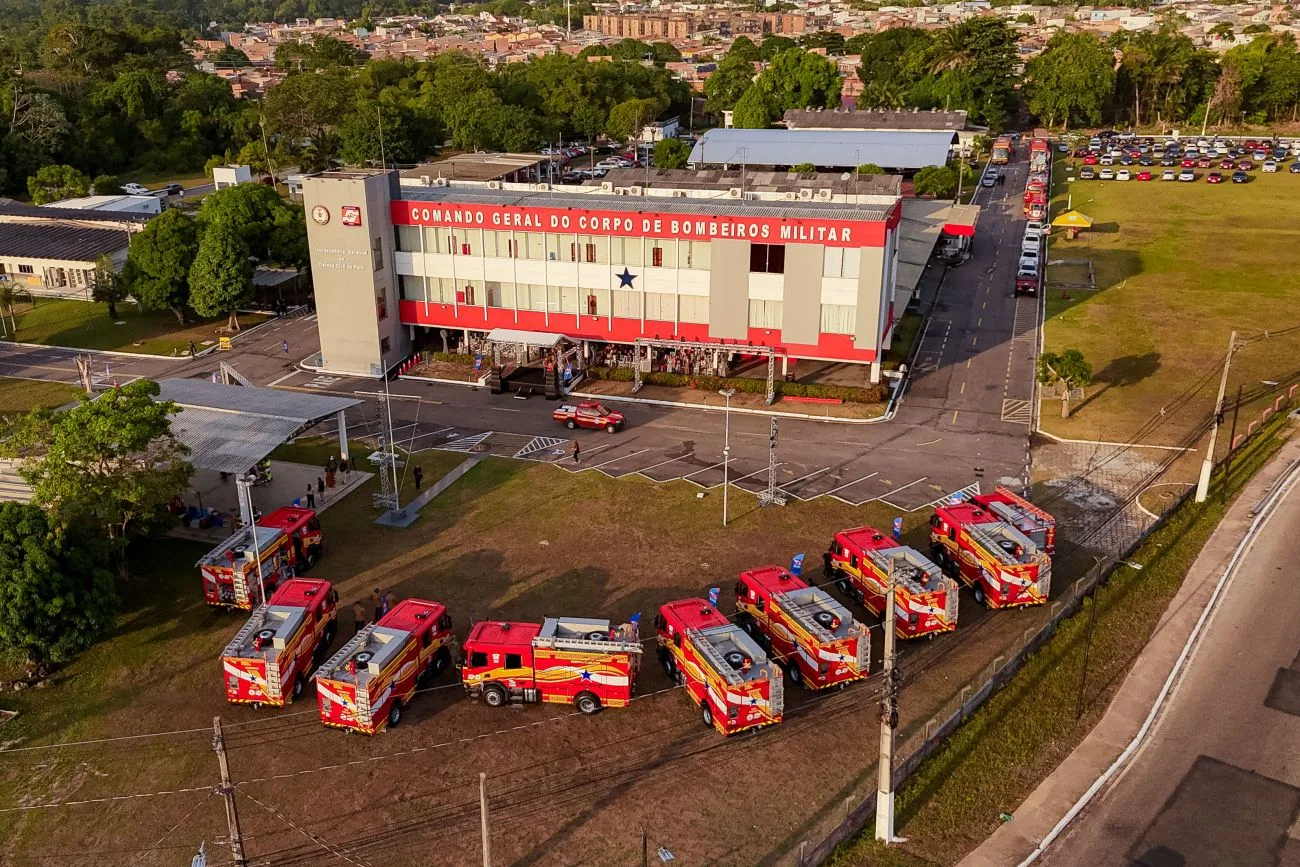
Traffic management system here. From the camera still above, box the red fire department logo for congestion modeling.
[340,205,362,227]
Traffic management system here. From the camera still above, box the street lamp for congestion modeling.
[719,388,736,527]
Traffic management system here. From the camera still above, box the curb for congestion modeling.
[566,388,895,425]
[1034,428,1194,452]
[399,372,488,388]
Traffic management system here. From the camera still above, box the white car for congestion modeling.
[1162,169,1177,181]
[1116,169,1131,181]
[1178,169,1196,182]
[122,183,150,195]
[1099,168,1115,180]
[1023,228,1044,247]
[1099,154,1115,165]
[1262,160,1278,173]
[1018,250,1040,271]
[981,172,998,187]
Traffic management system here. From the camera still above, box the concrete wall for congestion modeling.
[854,245,886,352]
[707,239,750,340]
[304,171,407,377]
[781,243,823,345]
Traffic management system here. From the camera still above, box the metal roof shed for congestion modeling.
[688,129,960,171]
[156,378,361,474]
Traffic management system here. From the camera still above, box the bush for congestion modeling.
[430,352,475,365]
[581,367,887,403]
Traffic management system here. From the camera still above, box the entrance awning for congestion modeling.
[485,328,576,348]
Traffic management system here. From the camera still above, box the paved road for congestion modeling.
[1041,477,1300,867]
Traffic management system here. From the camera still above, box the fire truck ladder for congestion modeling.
[266,663,281,697]
[233,570,250,608]
[966,522,1032,568]
[943,584,960,624]
[221,603,270,657]
[686,628,746,687]
[314,625,375,681]
[985,487,1053,531]
[768,665,784,716]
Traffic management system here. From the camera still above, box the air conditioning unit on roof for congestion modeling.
[672,190,688,197]
[728,187,743,198]
[797,188,814,201]
[601,181,614,192]
[486,180,502,190]
[434,177,449,187]
[419,175,431,186]
[782,191,797,200]
[535,182,550,191]
[816,188,833,201]
[628,186,643,195]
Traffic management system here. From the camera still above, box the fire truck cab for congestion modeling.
[460,616,641,715]
[656,598,783,736]
[313,599,454,734]
[930,503,1051,609]
[734,566,870,689]
[970,486,1056,555]
[830,527,960,638]
[221,578,339,707]
[198,507,323,610]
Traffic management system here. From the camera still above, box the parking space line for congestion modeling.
[635,453,695,474]
[587,448,649,471]
[779,466,831,491]
[874,477,930,509]
[823,472,879,497]
[682,461,724,479]
[729,463,781,484]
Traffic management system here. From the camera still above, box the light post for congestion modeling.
[719,388,735,526]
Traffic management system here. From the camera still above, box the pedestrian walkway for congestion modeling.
[374,455,484,528]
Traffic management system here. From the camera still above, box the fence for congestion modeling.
[796,391,1297,866]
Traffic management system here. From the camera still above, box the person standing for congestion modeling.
[372,589,383,622]
[282,340,289,354]
[572,440,581,464]
[324,457,336,489]
[352,601,367,635]
[306,485,316,509]
[317,477,326,501]
[822,549,833,580]
[339,456,349,481]
[189,341,197,358]
[413,465,424,490]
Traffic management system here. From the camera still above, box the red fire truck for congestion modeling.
[460,616,642,714]
[829,527,960,639]
[970,486,1056,555]
[313,598,454,734]
[734,566,870,689]
[656,598,783,735]
[221,578,339,707]
[198,507,323,610]
[930,502,1051,609]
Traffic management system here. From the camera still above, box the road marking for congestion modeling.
[635,453,696,474]
[441,432,492,452]
[971,335,979,348]
[875,477,930,508]
[587,448,649,470]
[266,370,301,386]
[965,359,972,369]
[960,381,966,395]
[515,436,567,458]
[489,407,522,413]
[952,410,960,424]
[914,437,942,447]
[1000,399,1033,424]
[729,464,781,484]
[823,472,879,497]
[779,466,831,490]
[682,461,724,479]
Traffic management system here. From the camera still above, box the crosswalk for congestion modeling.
[1001,398,1033,424]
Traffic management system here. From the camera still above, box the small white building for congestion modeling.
[213,164,254,191]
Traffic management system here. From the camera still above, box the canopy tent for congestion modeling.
[1051,209,1094,228]
[484,328,576,348]
[156,378,361,474]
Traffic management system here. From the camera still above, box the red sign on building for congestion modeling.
[341,205,362,227]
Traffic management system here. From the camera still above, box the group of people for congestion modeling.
[592,343,736,378]
[303,455,349,509]
[350,587,395,635]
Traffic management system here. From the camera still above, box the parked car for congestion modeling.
[122,182,150,195]
[1262,160,1278,173]
[1196,157,1213,168]
[1161,169,1177,181]
[1057,142,1070,152]
[1178,169,1196,182]
[1136,170,1152,181]
[1099,168,1115,180]
[1079,166,1096,179]
[1018,250,1040,270]
[1206,172,1224,184]
[1236,159,1253,170]
[552,401,626,433]
[981,171,998,187]
[160,183,184,196]
[1099,154,1114,165]
[1219,159,1235,169]
[1116,169,1131,181]
[1231,170,1250,183]
[1181,158,1196,168]
[1290,161,1300,174]
[1138,155,1154,166]
[1083,153,1099,165]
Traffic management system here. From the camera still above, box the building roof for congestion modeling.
[0,222,130,264]
[783,107,970,132]
[48,195,162,215]
[688,129,959,171]
[0,199,152,225]
[156,379,360,474]
[596,167,902,197]
[400,153,550,182]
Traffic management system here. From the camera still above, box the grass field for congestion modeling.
[117,168,211,190]
[0,377,81,415]
[6,299,268,356]
[1041,165,1300,444]
[829,415,1292,865]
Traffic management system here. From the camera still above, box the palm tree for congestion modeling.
[927,23,976,75]
[863,80,906,110]
[0,281,32,338]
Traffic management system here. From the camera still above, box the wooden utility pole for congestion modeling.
[479,772,493,867]
[212,717,247,867]
[1196,330,1237,503]
[875,559,900,843]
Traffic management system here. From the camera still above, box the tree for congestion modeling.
[607,97,662,142]
[653,137,690,169]
[1026,32,1116,128]
[210,45,252,67]
[199,184,305,267]
[791,162,817,172]
[857,163,885,174]
[189,222,254,331]
[124,209,199,325]
[1,380,192,577]
[90,254,127,321]
[7,91,70,158]
[1037,349,1094,418]
[728,36,761,64]
[26,164,90,205]
[800,31,846,55]
[732,86,779,128]
[0,503,117,676]
[912,165,957,198]
[1016,13,1037,25]
[705,54,757,114]
[1208,22,1235,41]
[90,174,123,195]
[758,35,797,60]
[0,282,30,337]
[752,48,842,113]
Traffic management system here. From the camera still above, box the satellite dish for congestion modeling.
[840,172,851,180]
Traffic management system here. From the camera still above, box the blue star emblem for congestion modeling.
[580,670,592,681]
[617,268,636,288]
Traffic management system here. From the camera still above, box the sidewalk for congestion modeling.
[570,380,895,423]
[960,434,1300,867]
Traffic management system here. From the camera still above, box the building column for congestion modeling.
[336,410,349,461]
[781,355,788,377]
[870,361,882,384]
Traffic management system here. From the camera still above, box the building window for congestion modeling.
[612,237,643,266]
[397,225,422,252]
[459,281,480,306]
[372,236,384,272]
[748,299,782,329]
[650,246,663,267]
[377,295,388,320]
[380,336,391,353]
[17,264,34,275]
[399,275,425,301]
[612,290,639,318]
[558,285,579,314]
[645,292,675,321]
[585,288,610,316]
[679,294,709,324]
[749,244,784,274]
[648,240,677,268]
[431,277,457,304]
[820,304,856,335]
[486,281,514,308]
[682,240,711,270]
[824,247,859,279]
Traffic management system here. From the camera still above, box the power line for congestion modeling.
[239,789,372,867]
[130,790,216,867]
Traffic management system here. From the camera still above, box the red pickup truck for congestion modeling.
[553,401,625,433]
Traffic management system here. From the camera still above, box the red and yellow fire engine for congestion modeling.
[930,502,1051,609]
[829,527,960,639]
[220,578,339,707]
[734,566,870,689]
[970,486,1056,555]
[313,598,454,734]
[656,598,783,735]
[198,507,324,610]
[460,616,642,715]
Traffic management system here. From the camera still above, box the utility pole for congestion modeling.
[719,388,735,526]
[1222,382,1244,499]
[760,418,786,508]
[1195,330,1237,503]
[875,559,901,843]
[212,717,247,867]
[479,772,492,867]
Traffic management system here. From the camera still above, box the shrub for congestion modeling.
[430,352,476,365]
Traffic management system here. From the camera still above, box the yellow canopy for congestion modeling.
[1052,209,1095,228]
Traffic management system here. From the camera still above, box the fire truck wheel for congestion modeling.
[837,576,850,595]
[788,663,803,685]
[972,584,987,607]
[661,654,677,679]
[701,703,714,729]
[575,691,601,715]
[292,674,306,700]
[566,419,577,429]
[387,703,402,728]
[605,424,617,434]
[432,647,451,676]
[482,684,508,708]
[323,621,337,648]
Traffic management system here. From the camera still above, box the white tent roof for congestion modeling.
[485,329,577,348]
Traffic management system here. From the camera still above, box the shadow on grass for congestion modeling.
[1072,352,1162,415]
[1044,249,1144,321]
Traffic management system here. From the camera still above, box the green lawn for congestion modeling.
[884,311,924,368]
[1041,164,1300,444]
[6,299,268,356]
[0,377,81,415]
[117,168,211,190]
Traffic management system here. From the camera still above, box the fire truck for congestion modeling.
[930,502,1051,609]
[221,578,339,707]
[734,566,869,689]
[314,598,454,734]
[460,616,642,714]
[829,527,960,639]
[198,507,323,610]
[1029,137,1050,173]
[655,598,783,735]
[970,486,1056,555]
[1023,188,1047,216]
